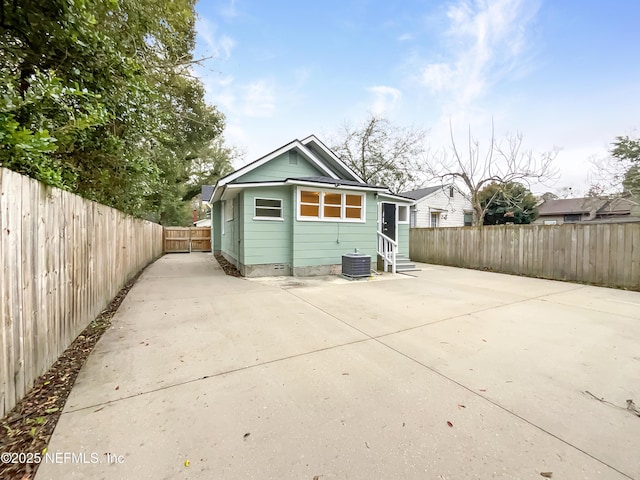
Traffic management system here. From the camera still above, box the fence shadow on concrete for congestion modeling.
[0,168,163,417]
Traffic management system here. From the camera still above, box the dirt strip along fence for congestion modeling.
[410,223,640,291]
[0,168,164,417]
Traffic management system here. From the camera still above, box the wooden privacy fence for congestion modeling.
[0,168,164,417]
[163,227,211,253]
[410,223,640,290]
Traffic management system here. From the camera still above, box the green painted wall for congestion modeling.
[241,186,293,265]
[398,223,409,256]
[236,151,324,182]
[212,201,222,252]
[220,193,240,263]
[292,191,378,267]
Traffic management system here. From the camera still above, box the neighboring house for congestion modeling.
[535,196,640,225]
[207,135,415,277]
[193,218,211,227]
[401,185,473,228]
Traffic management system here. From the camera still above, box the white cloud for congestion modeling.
[421,0,540,109]
[397,33,415,42]
[368,85,402,115]
[240,80,276,117]
[421,63,454,93]
[196,17,236,60]
[219,0,238,20]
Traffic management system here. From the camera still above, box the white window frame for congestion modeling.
[296,187,366,223]
[430,212,439,228]
[254,197,283,221]
[397,205,409,224]
[225,198,234,222]
[221,201,225,235]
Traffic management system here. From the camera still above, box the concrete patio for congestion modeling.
[36,253,640,479]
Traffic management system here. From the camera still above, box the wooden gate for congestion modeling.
[163,227,211,253]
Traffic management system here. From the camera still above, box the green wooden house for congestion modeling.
[207,135,416,277]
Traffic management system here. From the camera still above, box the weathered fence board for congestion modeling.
[410,223,640,291]
[163,227,211,253]
[0,168,163,417]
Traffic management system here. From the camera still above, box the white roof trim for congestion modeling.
[301,135,365,183]
[287,179,385,192]
[216,140,337,189]
[378,192,415,204]
[226,182,287,189]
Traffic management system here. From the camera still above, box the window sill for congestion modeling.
[297,217,366,223]
[253,217,284,221]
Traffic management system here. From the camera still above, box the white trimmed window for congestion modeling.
[225,198,234,221]
[398,205,409,224]
[297,189,365,222]
[254,198,283,220]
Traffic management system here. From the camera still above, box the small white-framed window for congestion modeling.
[225,198,234,222]
[430,212,439,228]
[398,205,409,224]
[297,188,365,222]
[254,197,283,220]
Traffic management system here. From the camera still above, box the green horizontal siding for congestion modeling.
[242,186,292,265]
[398,224,409,256]
[292,192,377,267]
[236,151,323,183]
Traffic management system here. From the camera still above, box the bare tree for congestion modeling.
[425,124,558,226]
[331,115,427,193]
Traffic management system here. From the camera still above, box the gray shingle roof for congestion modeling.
[537,197,608,216]
[400,185,443,200]
[201,185,214,203]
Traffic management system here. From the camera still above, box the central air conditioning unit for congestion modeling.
[341,252,371,278]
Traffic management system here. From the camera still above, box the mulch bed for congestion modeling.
[0,265,151,480]
[214,253,242,277]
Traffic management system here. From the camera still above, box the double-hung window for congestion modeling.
[254,198,283,220]
[297,189,365,222]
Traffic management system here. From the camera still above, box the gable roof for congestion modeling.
[301,135,364,183]
[537,197,608,216]
[216,139,338,188]
[211,136,370,203]
[401,186,442,200]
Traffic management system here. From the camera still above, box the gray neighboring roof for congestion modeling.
[400,185,444,200]
[290,176,384,189]
[201,185,214,203]
[537,197,608,216]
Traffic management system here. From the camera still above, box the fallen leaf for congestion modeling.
[479,389,487,392]
[115,386,119,391]
[313,476,322,480]
[402,422,405,427]
[457,404,466,409]
[184,460,190,467]
[446,421,453,427]
[364,441,370,449]
[243,432,250,439]
[482,339,487,342]
[342,373,349,375]
[540,472,552,478]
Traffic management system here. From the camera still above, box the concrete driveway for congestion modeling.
[37,254,640,480]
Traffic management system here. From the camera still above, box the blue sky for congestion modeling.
[193,0,640,194]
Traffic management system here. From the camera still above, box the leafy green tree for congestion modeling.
[611,136,640,196]
[478,182,538,225]
[0,0,230,224]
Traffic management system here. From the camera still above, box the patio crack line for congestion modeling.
[286,289,634,480]
[61,337,371,415]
